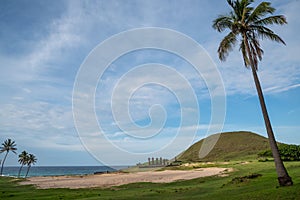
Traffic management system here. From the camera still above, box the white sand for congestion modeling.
[20,167,230,189]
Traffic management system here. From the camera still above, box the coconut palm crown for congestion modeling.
[212,0,292,186]
[0,138,17,175]
[25,154,37,178]
[213,0,287,68]
[18,151,29,178]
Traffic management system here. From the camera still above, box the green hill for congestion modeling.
[178,131,272,162]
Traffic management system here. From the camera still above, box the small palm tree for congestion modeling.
[18,151,29,178]
[213,0,292,186]
[0,139,17,175]
[25,154,37,178]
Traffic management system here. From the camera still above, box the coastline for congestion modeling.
[1,166,128,177]
[19,167,230,189]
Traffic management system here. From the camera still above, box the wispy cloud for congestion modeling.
[0,0,299,165]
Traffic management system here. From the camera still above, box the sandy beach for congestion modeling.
[20,167,230,189]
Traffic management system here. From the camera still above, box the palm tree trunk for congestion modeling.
[250,65,293,186]
[0,151,8,175]
[244,36,293,186]
[18,164,24,178]
[25,165,31,178]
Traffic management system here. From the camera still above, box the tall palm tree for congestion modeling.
[213,0,292,186]
[18,151,29,178]
[0,139,17,175]
[25,154,37,178]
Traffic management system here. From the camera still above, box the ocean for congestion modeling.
[2,166,129,177]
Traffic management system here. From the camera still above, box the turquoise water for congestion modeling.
[2,166,129,177]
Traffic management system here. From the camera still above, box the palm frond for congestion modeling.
[212,15,233,32]
[218,32,237,61]
[254,15,287,26]
[250,35,263,61]
[241,3,253,22]
[227,0,235,9]
[249,42,258,70]
[251,25,286,44]
[233,0,243,20]
[239,41,250,67]
[247,2,275,23]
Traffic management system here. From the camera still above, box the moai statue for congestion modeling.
[160,157,162,165]
[155,157,158,165]
[152,157,155,165]
[148,157,151,165]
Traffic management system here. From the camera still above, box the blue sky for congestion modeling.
[1,0,299,166]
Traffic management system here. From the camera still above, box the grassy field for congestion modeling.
[1,161,299,200]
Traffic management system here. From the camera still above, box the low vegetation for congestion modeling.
[0,161,299,199]
[258,144,300,161]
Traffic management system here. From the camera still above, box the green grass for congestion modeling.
[1,161,300,199]
[178,131,273,162]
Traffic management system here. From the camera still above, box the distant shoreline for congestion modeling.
[2,166,131,177]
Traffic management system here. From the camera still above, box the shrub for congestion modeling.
[258,144,300,161]
[279,144,300,161]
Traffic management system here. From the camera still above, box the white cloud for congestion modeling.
[0,101,81,151]
[0,0,299,165]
